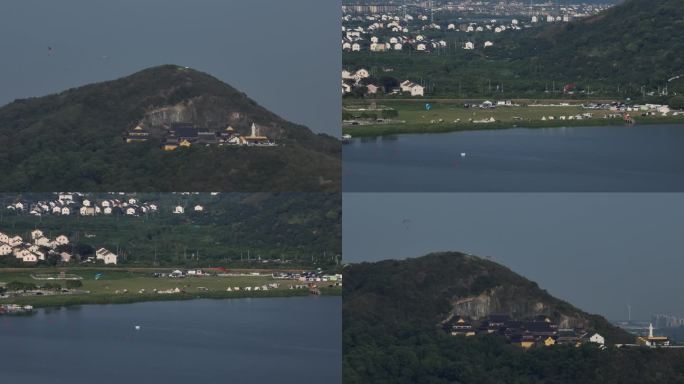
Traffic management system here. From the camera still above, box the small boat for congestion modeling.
[342,134,352,143]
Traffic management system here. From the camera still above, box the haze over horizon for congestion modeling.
[343,193,684,322]
[0,0,341,136]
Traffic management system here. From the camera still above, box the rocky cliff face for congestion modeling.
[142,95,285,138]
[447,286,590,329]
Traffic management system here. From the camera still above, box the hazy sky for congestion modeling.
[343,193,684,321]
[0,0,340,136]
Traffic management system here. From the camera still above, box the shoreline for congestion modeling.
[0,287,341,310]
[342,117,684,138]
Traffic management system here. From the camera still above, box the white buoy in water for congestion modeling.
[135,325,141,330]
[460,152,466,158]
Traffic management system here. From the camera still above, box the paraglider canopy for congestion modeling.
[425,103,432,111]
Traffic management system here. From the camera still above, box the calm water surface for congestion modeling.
[0,297,341,384]
[343,124,684,191]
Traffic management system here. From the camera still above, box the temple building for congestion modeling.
[636,323,670,347]
[125,123,150,142]
[244,123,274,146]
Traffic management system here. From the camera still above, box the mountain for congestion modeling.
[0,65,340,191]
[518,0,684,91]
[343,252,684,383]
[344,252,631,343]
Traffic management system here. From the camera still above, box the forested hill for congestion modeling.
[343,252,684,383]
[517,0,684,91]
[0,65,340,191]
[344,252,631,344]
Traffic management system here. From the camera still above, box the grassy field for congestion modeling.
[343,100,684,137]
[0,268,340,308]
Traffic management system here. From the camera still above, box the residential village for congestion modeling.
[446,313,676,350]
[126,122,276,150]
[343,68,424,96]
[0,228,118,264]
[342,1,611,54]
[4,192,217,218]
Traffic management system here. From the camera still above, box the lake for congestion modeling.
[343,124,684,191]
[0,297,341,384]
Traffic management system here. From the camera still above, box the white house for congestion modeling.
[352,43,361,52]
[0,232,8,243]
[60,252,72,263]
[8,236,23,247]
[173,205,185,214]
[82,199,91,207]
[484,41,494,48]
[370,43,388,52]
[149,204,158,211]
[408,84,424,96]
[126,207,136,216]
[96,248,118,265]
[61,207,70,215]
[588,333,605,346]
[364,84,379,95]
[56,235,69,245]
[463,41,474,50]
[103,207,113,215]
[30,229,44,240]
[353,68,370,81]
[34,236,50,246]
[0,243,12,256]
[400,80,424,96]
[80,206,96,216]
[21,253,38,263]
[33,249,45,261]
[128,198,137,205]
[101,200,111,208]
[416,43,426,51]
[194,205,204,212]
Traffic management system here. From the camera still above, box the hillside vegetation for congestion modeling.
[0,193,341,268]
[343,252,684,383]
[519,0,684,91]
[344,0,684,100]
[0,65,340,191]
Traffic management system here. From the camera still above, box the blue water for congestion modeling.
[0,297,341,383]
[343,124,684,191]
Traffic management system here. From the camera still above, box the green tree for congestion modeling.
[669,95,684,110]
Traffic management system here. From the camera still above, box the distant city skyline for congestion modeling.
[343,193,684,321]
[0,0,340,136]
